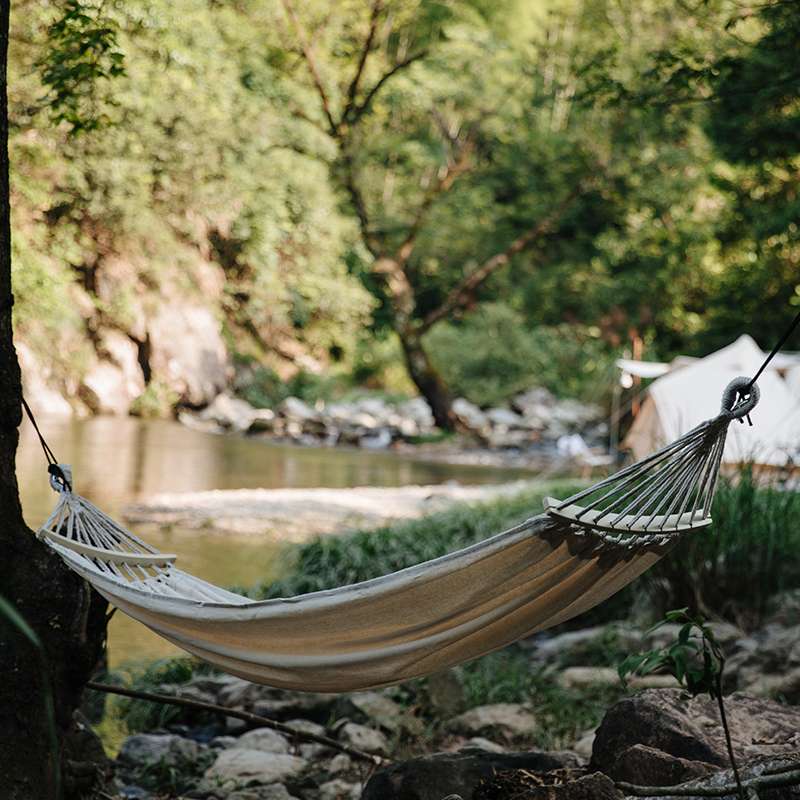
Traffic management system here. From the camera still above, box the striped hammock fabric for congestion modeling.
[37,377,758,692]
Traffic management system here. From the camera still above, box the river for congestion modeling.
[17,416,527,669]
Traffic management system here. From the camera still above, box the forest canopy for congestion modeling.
[10,0,800,421]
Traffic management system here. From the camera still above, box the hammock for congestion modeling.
[36,377,758,693]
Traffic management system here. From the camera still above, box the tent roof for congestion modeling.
[624,335,800,466]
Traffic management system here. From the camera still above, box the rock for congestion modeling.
[279,396,317,422]
[81,360,137,415]
[512,387,556,418]
[558,666,678,689]
[147,303,229,406]
[200,392,256,432]
[398,397,434,429]
[227,785,300,800]
[463,737,505,754]
[476,769,623,800]
[605,743,715,786]
[248,408,277,433]
[118,787,151,800]
[447,703,538,739]
[118,733,199,768]
[232,727,291,754]
[362,749,578,800]
[359,428,393,449]
[485,407,525,428]
[203,749,307,788]
[17,342,74,417]
[327,754,353,775]
[572,730,595,763]
[337,722,389,756]
[591,689,800,781]
[343,691,411,734]
[216,680,337,723]
[452,398,489,432]
[211,735,237,749]
[319,778,361,800]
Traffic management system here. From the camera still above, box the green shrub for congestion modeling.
[649,469,800,629]
[425,303,618,407]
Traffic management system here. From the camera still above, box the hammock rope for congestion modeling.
[19,309,799,691]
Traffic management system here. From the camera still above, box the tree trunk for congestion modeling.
[0,5,109,798]
[399,329,457,431]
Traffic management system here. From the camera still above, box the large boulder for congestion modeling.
[476,769,623,800]
[17,342,74,417]
[591,689,800,784]
[147,303,229,406]
[362,750,579,800]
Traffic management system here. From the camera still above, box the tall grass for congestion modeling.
[651,469,800,628]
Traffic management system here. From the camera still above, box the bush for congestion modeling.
[425,303,618,407]
[649,468,800,629]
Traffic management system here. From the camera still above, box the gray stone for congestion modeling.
[227,785,299,800]
[147,303,229,406]
[345,691,408,733]
[462,737,505,753]
[337,722,389,756]
[204,749,307,788]
[118,733,198,768]
[279,396,317,422]
[425,669,467,717]
[572,730,595,763]
[327,754,353,775]
[200,392,256,432]
[485,407,524,428]
[452,398,488,431]
[447,703,538,739]
[319,778,361,800]
[232,727,291,754]
[362,749,577,800]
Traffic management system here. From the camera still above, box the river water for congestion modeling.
[17,416,525,669]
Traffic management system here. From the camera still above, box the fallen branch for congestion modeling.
[86,681,387,767]
[617,767,800,797]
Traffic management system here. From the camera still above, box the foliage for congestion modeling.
[38,0,126,134]
[427,304,617,406]
[109,657,218,734]
[618,609,723,697]
[11,0,800,414]
[255,483,581,599]
[618,608,746,798]
[649,469,800,629]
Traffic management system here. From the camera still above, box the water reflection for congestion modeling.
[17,416,526,666]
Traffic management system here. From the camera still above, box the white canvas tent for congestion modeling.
[623,335,800,467]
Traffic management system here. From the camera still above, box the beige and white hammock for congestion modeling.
[37,378,758,693]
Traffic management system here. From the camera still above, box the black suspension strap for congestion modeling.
[747,307,800,391]
[20,396,72,491]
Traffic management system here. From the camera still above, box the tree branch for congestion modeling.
[343,0,383,123]
[87,681,386,767]
[416,183,585,335]
[617,767,800,797]
[348,49,428,125]
[280,0,338,135]
[395,132,475,266]
[340,152,382,258]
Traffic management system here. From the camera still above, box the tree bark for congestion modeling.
[0,4,109,798]
[399,329,457,431]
